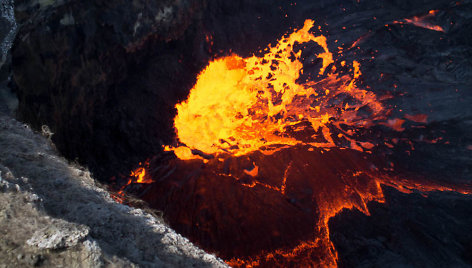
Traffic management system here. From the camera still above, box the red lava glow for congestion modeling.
[393,10,445,32]
[115,19,471,267]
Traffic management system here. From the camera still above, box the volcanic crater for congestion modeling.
[9,0,472,267]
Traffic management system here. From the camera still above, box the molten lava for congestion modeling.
[167,19,386,159]
[111,161,153,203]
[393,10,445,32]
[115,19,472,268]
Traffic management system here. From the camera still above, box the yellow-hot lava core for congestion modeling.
[168,19,385,160]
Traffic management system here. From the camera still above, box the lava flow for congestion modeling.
[116,20,472,267]
[111,161,153,203]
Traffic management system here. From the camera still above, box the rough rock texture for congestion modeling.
[26,220,90,250]
[0,101,227,267]
[0,171,106,268]
[0,0,15,77]
[0,0,16,114]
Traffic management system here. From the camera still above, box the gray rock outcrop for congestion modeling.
[0,108,227,266]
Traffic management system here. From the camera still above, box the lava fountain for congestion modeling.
[166,19,385,159]
[114,19,472,267]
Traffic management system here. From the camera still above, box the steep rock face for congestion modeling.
[12,0,208,179]
[0,0,16,81]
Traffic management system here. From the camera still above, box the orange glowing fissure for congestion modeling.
[115,19,471,267]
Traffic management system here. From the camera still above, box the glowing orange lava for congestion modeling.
[167,19,386,159]
[111,161,153,203]
[393,10,445,32]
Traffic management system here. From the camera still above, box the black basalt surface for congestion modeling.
[329,187,472,267]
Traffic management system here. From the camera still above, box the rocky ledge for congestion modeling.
[0,106,226,267]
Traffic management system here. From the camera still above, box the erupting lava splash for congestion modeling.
[115,19,472,267]
[166,19,385,159]
[111,161,153,203]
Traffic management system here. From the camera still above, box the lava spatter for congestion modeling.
[167,19,387,159]
[393,10,445,32]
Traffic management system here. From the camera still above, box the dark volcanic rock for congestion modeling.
[329,187,472,267]
[0,0,15,81]
[12,0,208,179]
